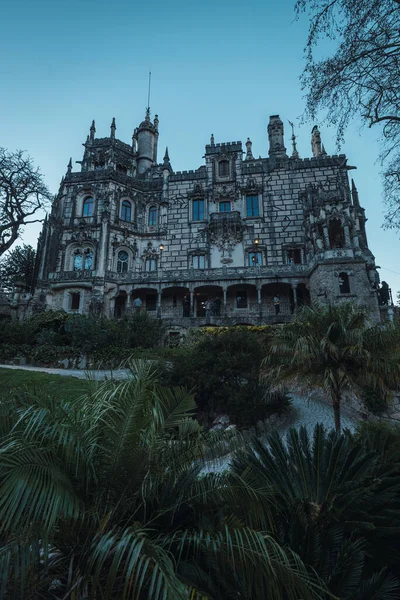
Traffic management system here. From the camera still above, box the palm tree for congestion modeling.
[0,360,326,600]
[230,424,400,599]
[262,303,400,431]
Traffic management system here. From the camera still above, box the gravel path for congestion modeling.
[0,363,131,381]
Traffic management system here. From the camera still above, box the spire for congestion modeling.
[132,129,137,152]
[145,106,151,122]
[110,117,116,139]
[311,125,322,157]
[268,115,287,158]
[288,120,299,159]
[67,157,72,174]
[163,146,172,171]
[90,120,96,142]
[245,137,253,160]
[320,143,327,156]
[351,179,360,207]
[210,133,215,146]
[154,114,159,131]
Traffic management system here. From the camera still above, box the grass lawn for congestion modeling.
[0,368,91,403]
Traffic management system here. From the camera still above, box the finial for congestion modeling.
[163,146,170,162]
[145,106,150,122]
[320,143,327,156]
[110,117,116,139]
[90,120,96,141]
[210,133,215,145]
[311,125,322,157]
[288,120,299,159]
[245,137,253,160]
[351,179,360,207]
[86,135,90,144]
[132,128,137,153]
[67,157,72,173]
[154,114,159,130]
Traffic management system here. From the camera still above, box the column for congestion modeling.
[190,289,194,317]
[157,287,162,318]
[223,288,227,316]
[257,286,262,323]
[344,225,351,248]
[291,284,297,313]
[323,225,330,249]
[97,216,109,277]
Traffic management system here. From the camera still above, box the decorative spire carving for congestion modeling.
[110,117,116,139]
[267,115,287,158]
[210,133,215,146]
[67,157,72,174]
[288,120,299,159]
[154,114,159,130]
[311,125,322,157]
[145,107,151,122]
[90,120,96,142]
[351,179,360,207]
[245,138,253,160]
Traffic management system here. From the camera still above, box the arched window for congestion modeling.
[148,206,157,227]
[82,196,94,217]
[218,160,229,177]
[84,249,94,269]
[328,218,345,249]
[339,272,350,294]
[145,257,157,272]
[73,250,83,271]
[121,200,132,222]
[117,250,129,273]
[70,292,80,310]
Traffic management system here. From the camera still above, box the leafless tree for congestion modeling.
[0,147,51,257]
[295,0,400,231]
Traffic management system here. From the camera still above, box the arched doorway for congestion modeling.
[193,285,223,317]
[161,286,190,318]
[114,291,127,318]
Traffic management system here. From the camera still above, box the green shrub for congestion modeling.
[362,386,390,414]
[118,312,163,349]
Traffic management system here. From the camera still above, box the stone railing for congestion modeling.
[140,301,295,321]
[48,270,97,281]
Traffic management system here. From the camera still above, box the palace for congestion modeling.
[32,110,382,333]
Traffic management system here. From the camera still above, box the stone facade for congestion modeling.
[33,110,381,329]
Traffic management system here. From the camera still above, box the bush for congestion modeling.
[165,327,287,426]
[362,386,390,414]
[118,312,163,349]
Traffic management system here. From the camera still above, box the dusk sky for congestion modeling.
[2,0,399,295]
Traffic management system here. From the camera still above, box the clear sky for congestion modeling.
[1,0,399,297]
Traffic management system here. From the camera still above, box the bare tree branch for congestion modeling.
[0,148,51,257]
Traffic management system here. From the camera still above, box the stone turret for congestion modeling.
[267,115,287,158]
[89,120,96,142]
[245,138,253,160]
[311,125,322,157]
[135,108,159,174]
[110,117,116,140]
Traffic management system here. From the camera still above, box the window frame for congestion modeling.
[339,272,351,294]
[219,200,231,213]
[236,291,248,309]
[192,254,206,269]
[120,200,132,223]
[70,292,80,311]
[148,206,157,227]
[246,194,259,217]
[117,250,129,273]
[145,257,157,272]
[82,196,94,217]
[248,251,263,266]
[218,160,230,178]
[286,248,302,265]
[192,198,205,222]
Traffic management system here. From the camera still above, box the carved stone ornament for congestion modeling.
[213,184,237,202]
[207,213,245,257]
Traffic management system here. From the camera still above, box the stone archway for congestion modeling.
[193,284,224,317]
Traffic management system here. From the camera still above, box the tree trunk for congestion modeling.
[333,393,341,432]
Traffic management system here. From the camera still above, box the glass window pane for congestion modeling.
[121,201,131,222]
[246,195,259,217]
[84,250,93,269]
[193,199,204,221]
[83,197,94,217]
[149,207,157,226]
[219,201,231,213]
[73,253,82,271]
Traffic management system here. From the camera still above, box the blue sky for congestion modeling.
[1,0,399,296]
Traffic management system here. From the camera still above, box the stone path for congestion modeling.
[0,363,358,432]
[0,363,131,381]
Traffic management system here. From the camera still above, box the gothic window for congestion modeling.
[286,248,302,264]
[70,292,80,310]
[339,272,350,294]
[84,249,94,269]
[148,206,157,227]
[117,250,129,273]
[219,200,231,213]
[193,254,206,269]
[246,195,259,217]
[145,257,157,272]
[192,199,205,221]
[328,218,345,249]
[236,291,248,309]
[248,252,263,266]
[218,160,229,177]
[116,164,128,174]
[121,200,132,222]
[82,196,94,217]
[73,251,83,271]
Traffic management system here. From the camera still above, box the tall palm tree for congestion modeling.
[0,360,326,600]
[262,303,400,431]
[230,424,400,599]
